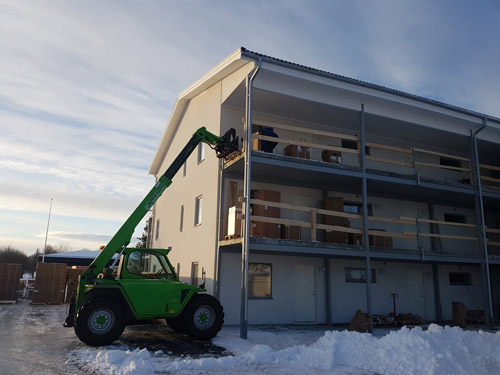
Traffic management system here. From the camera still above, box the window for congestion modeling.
[344,202,373,216]
[444,213,466,224]
[341,139,371,156]
[197,143,205,164]
[440,157,461,169]
[155,219,160,240]
[249,263,272,298]
[126,250,175,279]
[345,267,377,283]
[179,205,184,232]
[449,272,472,285]
[191,262,199,286]
[195,195,202,226]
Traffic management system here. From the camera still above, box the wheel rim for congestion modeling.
[193,305,215,331]
[88,308,114,335]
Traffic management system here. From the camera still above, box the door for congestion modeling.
[294,264,316,322]
[407,270,426,318]
[119,250,179,317]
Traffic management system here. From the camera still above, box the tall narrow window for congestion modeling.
[191,262,199,286]
[195,195,202,226]
[155,219,160,240]
[180,205,184,232]
[198,143,205,164]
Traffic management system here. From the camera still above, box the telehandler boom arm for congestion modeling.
[79,127,238,285]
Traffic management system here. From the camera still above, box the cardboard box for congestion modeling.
[322,150,342,164]
[252,190,281,239]
[325,231,349,244]
[0,263,22,301]
[251,137,261,151]
[284,144,310,159]
[281,225,301,240]
[324,197,344,212]
[32,262,67,304]
[369,235,393,248]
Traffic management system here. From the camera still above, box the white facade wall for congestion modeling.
[152,82,223,293]
[219,253,484,325]
[219,252,327,325]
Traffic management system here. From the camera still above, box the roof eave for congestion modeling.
[149,47,254,175]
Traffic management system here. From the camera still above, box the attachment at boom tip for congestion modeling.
[215,128,239,159]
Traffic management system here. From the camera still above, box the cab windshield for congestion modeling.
[126,251,175,280]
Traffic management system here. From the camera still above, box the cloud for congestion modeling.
[37,231,111,243]
[1,0,499,254]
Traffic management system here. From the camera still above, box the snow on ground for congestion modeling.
[71,324,500,375]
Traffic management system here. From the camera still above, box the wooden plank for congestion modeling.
[480,175,500,184]
[366,155,414,168]
[418,233,477,241]
[251,215,311,228]
[486,228,500,234]
[368,216,417,225]
[368,230,417,240]
[412,147,470,162]
[414,161,471,172]
[479,163,500,172]
[486,241,500,247]
[253,134,360,154]
[251,199,311,213]
[417,218,477,228]
[316,208,362,220]
[311,209,317,241]
[316,223,363,234]
[483,184,500,190]
[253,121,359,141]
[365,142,413,154]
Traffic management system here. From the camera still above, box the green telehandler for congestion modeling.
[64,127,239,346]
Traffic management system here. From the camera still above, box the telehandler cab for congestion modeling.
[64,127,239,346]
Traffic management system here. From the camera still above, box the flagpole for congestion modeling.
[42,198,53,263]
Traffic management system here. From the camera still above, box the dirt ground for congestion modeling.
[0,299,226,375]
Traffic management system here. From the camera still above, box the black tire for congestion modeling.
[182,294,224,340]
[74,299,125,346]
[166,316,185,333]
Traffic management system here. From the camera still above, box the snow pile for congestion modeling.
[73,324,500,375]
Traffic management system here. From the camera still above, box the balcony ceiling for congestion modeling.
[224,85,497,159]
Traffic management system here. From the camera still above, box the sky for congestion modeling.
[1,0,499,255]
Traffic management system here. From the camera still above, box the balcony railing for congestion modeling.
[251,121,500,191]
[248,198,500,253]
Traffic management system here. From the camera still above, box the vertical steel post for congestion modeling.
[241,59,261,339]
[360,104,373,332]
[42,198,53,263]
[470,125,494,328]
[213,166,224,299]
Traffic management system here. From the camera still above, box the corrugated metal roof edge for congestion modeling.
[240,47,500,124]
